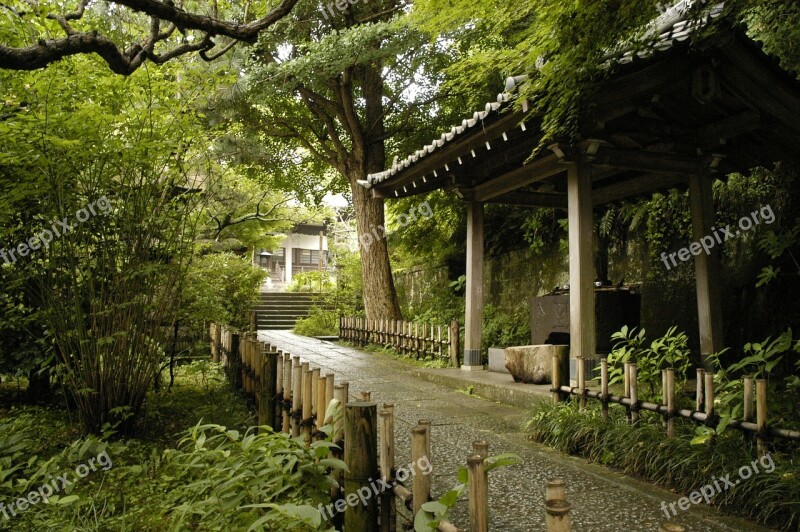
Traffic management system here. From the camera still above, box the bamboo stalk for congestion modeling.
[302,368,313,445]
[630,363,639,424]
[696,368,705,412]
[291,358,302,437]
[316,375,327,436]
[412,425,430,516]
[344,402,379,531]
[326,373,335,411]
[467,454,488,532]
[666,368,675,438]
[705,372,714,417]
[601,358,609,421]
[757,379,768,457]
[380,407,396,532]
[743,376,754,422]
[545,479,566,503]
[311,367,320,420]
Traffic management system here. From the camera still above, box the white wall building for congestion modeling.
[255,223,329,286]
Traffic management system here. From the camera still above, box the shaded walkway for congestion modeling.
[259,331,769,532]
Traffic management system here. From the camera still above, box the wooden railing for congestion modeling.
[339,316,461,367]
[554,358,800,457]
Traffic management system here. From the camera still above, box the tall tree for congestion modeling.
[226,0,456,320]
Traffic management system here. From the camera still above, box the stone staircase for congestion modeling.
[254,292,317,330]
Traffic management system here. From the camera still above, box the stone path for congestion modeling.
[258,331,770,532]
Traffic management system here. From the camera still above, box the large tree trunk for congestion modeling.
[351,181,402,320]
[348,49,402,321]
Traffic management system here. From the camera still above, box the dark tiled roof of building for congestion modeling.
[362,1,725,189]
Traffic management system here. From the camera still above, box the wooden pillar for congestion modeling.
[463,201,484,370]
[689,174,724,367]
[567,156,595,391]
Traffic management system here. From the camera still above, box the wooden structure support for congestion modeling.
[463,201,484,369]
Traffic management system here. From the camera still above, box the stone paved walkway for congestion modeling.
[258,331,770,532]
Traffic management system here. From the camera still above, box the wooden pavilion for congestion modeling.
[359,3,800,393]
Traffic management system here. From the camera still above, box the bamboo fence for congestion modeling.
[553,357,800,457]
[339,316,461,366]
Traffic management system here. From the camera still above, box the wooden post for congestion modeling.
[438,325,443,360]
[380,406,396,532]
[704,372,714,416]
[311,367,320,421]
[463,201,484,369]
[326,373,335,411]
[317,375,328,435]
[624,362,631,421]
[630,362,639,424]
[577,357,586,409]
[302,367,313,444]
[552,354,561,404]
[260,350,277,430]
[665,368,675,438]
[696,368,705,412]
[600,358,609,421]
[689,173,725,368]
[291,358,302,437]
[545,479,570,532]
[344,402,379,531]
[756,379,768,457]
[449,319,460,367]
[282,353,292,433]
[743,376,754,422]
[418,419,432,459]
[412,425,431,516]
[467,454,488,532]
[567,156,596,394]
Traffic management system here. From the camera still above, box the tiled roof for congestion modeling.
[362,1,725,189]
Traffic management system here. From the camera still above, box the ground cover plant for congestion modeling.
[0,364,340,531]
[527,400,800,529]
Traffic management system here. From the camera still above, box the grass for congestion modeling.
[527,399,800,530]
[341,341,452,368]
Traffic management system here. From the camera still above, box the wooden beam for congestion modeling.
[567,157,595,382]
[463,201,484,369]
[592,173,689,205]
[473,154,565,201]
[688,110,762,146]
[592,147,705,175]
[689,173,724,367]
[489,191,567,210]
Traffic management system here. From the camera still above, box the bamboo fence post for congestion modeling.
[623,362,631,421]
[316,375,328,436]
[260,349,277,430]
[335,382,350,408]
[291,358,302,437]
[412,425,431,516]
[544,478,570,532]
[630,363,639,424]
[704,372,715,417]
[380,406,396,532]
[600,358,609,420]
[418,419,432,458]
[449,319,460,367]
[326,373,335,411]
[282,353,292,433]
[231,333,242,391]
[756,379,768,457]
[662,369,668,405]
[577,357,586,410]
[438,325,443,360]
[743,376,754,422]
[311,368,321,422]
[361,391,372,402]
[551,354,561,404]
[302,367,313,445]
[467,454,488,532]
[665,368,675,438]
[696,368,705,412]
[344,402,379,531]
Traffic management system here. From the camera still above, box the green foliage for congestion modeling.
[482,304,531,351]
[182,252,267,335]
[527,401,800,529]
[294,305,339,338]
[602,326,692,397]
[287,271,334,293]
